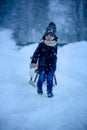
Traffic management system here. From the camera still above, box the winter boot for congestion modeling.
[47,91,54,98]
[37,88,43,95]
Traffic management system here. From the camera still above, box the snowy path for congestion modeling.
[0,30,87,130]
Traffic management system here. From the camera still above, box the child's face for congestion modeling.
[45,34,55,41]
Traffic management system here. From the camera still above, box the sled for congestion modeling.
[28,57,57,87]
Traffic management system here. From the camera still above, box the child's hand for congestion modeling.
[30,63,38,68]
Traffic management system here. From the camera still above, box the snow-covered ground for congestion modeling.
[0,29,87,130]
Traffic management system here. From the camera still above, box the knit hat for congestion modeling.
[42,22,58,40]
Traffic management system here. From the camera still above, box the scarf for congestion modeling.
[44,40,57,47]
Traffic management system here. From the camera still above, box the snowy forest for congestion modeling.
[0,0,87,45]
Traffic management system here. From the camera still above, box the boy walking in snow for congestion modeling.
[30,22,58,97]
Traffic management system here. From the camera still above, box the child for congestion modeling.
[30,22,58,98]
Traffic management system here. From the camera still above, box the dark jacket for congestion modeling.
[31,42,58,72]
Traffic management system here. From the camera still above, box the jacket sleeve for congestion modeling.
[52,44,58,72]
[31,43,41,64]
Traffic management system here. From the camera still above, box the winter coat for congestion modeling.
[31,42,58,72]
